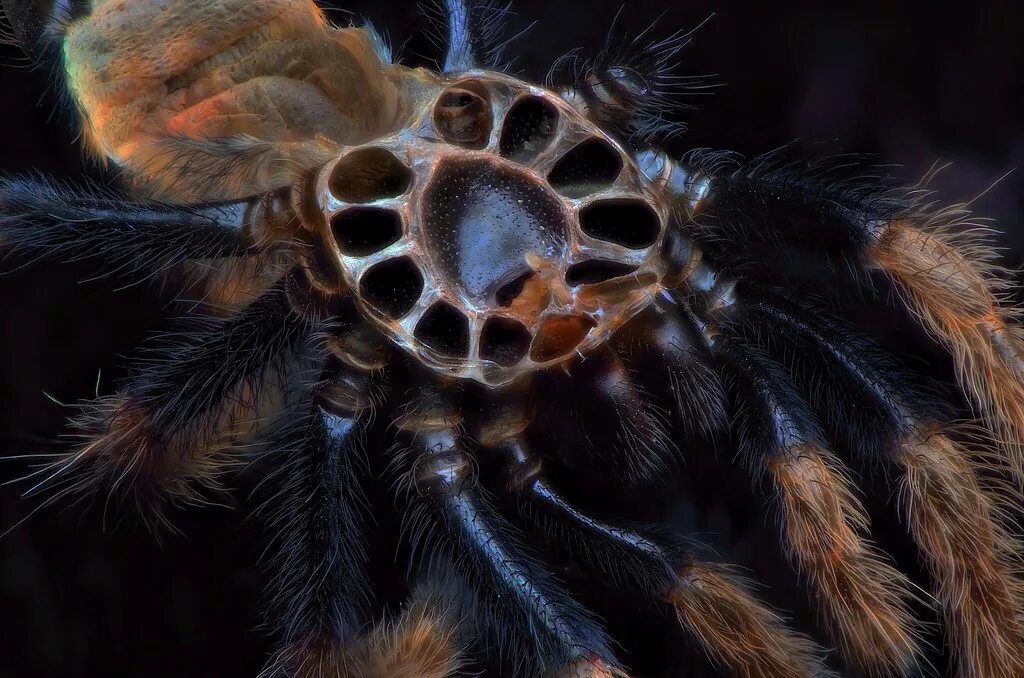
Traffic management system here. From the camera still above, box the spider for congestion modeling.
[2,0,1023,676]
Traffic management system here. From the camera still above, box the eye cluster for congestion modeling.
[315,75,670,385]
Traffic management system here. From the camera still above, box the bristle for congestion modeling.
[31,383,260,531]
[667,561,833,678]
[0,175,253,281]
[897,425,1024,677]
[548,15,717,142]
[347,604,464,678]
[872,219,1024,482]
[263,581,465,678]
[20,285,308,530]
[769,443,922,676]
[422,0,518,73]
[256,401,373,669]
[557,657,630,677]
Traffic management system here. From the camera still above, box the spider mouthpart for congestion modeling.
[314,73,669,386]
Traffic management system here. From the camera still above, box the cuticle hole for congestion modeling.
[359,256,423,319]
[480,317,531,367]
[415,301,470,359]
[500,96,559,164]
[547,138,623,198]
[433,80,493,149]
[329,147,412,203]
[331,207,403,257]
[530,314,597,362]
[579,199,661,249]
[565,260,638,287]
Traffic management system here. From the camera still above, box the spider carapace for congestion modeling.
[3,1,1024,676]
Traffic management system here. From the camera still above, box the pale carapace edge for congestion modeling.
[299,71,708,386]
[4,0,1024,677]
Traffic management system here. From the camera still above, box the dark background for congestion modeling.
[1,1,1022,676]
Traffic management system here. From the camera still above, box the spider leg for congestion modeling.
[895,425,1024,678]
[494,438,833,678]
[713,336,924,676]
[396,393,620,677]
[0,176,289,280]
[36,276,312,524]
[675,286,1024,675]
[663,150,1024,481]
[257,377,374,676]
[331,572,468,678]
[434,0,515,74]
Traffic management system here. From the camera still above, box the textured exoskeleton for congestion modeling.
[3,1,1024,677]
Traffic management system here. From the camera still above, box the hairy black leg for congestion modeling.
[429,0,515,74]
[548,20,714,142]
[659,150,1024,483]
[257,372,374,677]
[492,437,830,678]
[725,295,927,464]
[707,335,924,675]
[98,275,310,436]
[613,302,727,445]
[0,177,291,280]
[497,439,677,592]
[33,276,313,523]
[397,398,618,677]
[698,292,1024,676]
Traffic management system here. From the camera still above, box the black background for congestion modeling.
[1,1,1022,676]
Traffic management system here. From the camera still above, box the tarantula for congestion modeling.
[2,0,1024,676]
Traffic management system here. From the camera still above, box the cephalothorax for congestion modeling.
[315,71,681,386]
[3,1,1024,677]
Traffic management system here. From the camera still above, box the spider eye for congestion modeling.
[433,82,493,148]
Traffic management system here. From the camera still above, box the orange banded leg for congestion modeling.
[407,425,621,677]
[714,340,919,677]
[768,443,922,676]
[897,425,1024,677]
[670,154,1024,482]
[668,561,833,678]
[268,579,465,678]
[871,220,1024,481]
[499,440,830,678]
[35,281,309,524]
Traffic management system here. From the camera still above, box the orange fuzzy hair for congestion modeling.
[897,425,1024,677]
[871,214,1024,483]
[667,560,831,677]
[769,443,922,676]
